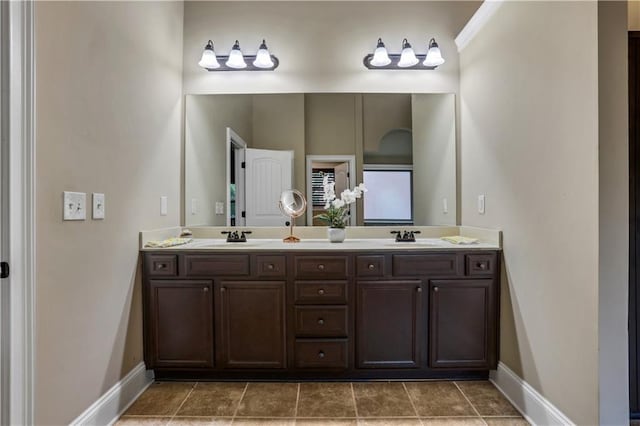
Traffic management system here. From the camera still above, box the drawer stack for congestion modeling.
[292,255,349,369]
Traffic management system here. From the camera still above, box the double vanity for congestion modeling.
[140,226,501,381]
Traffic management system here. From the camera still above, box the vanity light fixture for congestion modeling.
[198,39,279,71]
[363,37,445,70]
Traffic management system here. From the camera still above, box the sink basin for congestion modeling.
[384,240,445,248]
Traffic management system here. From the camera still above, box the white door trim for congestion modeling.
[226,127,247,227]
[305,155,357,226]
[7,0,35,424]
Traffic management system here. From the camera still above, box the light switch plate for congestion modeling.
[160,196,168,216]
[92,193,105,219]
[478,194,486,215]
[63,191,86,220]
[215,201,224,215]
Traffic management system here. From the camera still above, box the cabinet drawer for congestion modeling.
[357,255,385,277]
[184,254,250,277]
[295,306,348,337]
[392,254,459,277]
[146,255,178,277]
[294,281,348,304]
[294,256,348,279]
[465,254,497,276]
[255,255,286,278]
[294,339,348,369]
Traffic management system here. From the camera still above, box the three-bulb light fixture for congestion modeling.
[363,38,445,70]
[198,39,279,71]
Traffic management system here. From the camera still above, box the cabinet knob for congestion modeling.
[478,262,487,270]
[318,351,325,358]
[203,287,209,292]
[318,264,325,271]
[368,264,375,270]
[318,289,325,295]
[221,286,226,292]
[433,287,439,292]
[156,263,166,270]
[317,318,324,325]
[416,287,422,293]
[267,264,274,270]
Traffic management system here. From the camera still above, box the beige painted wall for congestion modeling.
[182,1,479,94]
[412,94,456,226]
[185,95,253,226]
[598,1,629,423]
[630,0,640,29]
[459,2,599,424]
[363,94,412,164]
[34,2,184,424]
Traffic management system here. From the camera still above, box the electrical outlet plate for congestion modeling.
[160,196,168,216]
[478,194,486,215]
[215,201,224,215]
[92,193,105,219]
[63,191,86,220]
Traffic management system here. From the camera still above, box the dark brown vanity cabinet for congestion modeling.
[146,280,214,369]
[429,279,497,369]
[142,249,500,379]
[216,281,286,369]
[356,281,423,368]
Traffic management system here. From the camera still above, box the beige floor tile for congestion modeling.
[115,416,171,426]
[297,383,357,418]
[405,382,476,417]
[455,382,520,417]
[356,419,421,425]
[483,417,529,426]
[177,382,247,417]
[352,383,416,418]
[125,382,195,416]
[421,418,485,425]
[232,419,295,426]
[236,383,299,418]
[168,417,234,425]
[296,419,357,425]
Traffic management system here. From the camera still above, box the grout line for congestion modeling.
[454,382,487,426]
[232,382,250,421]
[350,382,360,418]
[168,382,197,425]
[294,382,301,417]
[401,382,422,424]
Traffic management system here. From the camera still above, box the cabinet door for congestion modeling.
[147,280,214,368]
[429,279,497,369]
[217,281,286,369]
[356,281,423,368]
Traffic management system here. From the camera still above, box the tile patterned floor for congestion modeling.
[117,381,529,426]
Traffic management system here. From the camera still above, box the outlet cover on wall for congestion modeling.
[478,194,486,215]
[92,193,105,219]
[63,191,86,221]
[215,201,224,215]
[442,198,448,214]
[191,198,198,215]
[160,196,168,216]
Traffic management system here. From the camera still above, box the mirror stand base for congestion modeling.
[283,235,301,243]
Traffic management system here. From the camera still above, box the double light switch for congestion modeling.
[63,191,106,221]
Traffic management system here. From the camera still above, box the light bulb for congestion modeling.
[423,38,445,67]
[253,39,275,69]
[225,40,247,69]
[369,38,391,67]
[198,40,220,69]
[397,38,419,68]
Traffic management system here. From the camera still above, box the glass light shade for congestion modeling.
[369,38,391,67]
[198,40,220,69]
[253,40,275,69]
[423,38,445,67]
[226,40,247,69]
[397,38,419,68]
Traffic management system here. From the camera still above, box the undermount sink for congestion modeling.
[385,240,445,247]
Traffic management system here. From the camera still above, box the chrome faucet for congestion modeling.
[390,230,421,242]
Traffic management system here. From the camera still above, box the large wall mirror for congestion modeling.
[184,93,456,227]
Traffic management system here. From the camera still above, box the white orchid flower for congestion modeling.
[332,198,345,208]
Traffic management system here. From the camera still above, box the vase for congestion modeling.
[327,227,346,243]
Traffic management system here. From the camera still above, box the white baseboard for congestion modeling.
[490,362,574,426]
[71,362,154,426]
